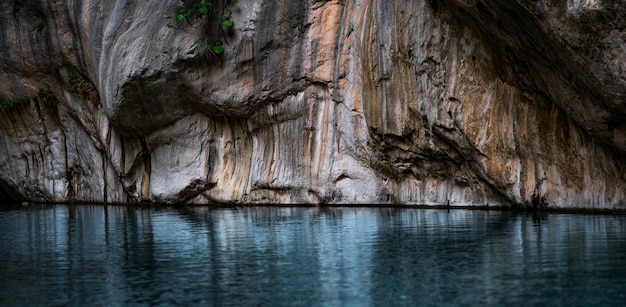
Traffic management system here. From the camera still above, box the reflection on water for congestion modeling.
[1,205,625,306]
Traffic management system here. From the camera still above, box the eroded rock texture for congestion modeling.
[1,0,625,208]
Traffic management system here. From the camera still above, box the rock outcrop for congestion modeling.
[1,0,625,208]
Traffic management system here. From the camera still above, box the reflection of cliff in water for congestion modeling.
[1,205,626,305]
[369,209,626,305]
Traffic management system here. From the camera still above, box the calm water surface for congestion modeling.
[1,204,625,306]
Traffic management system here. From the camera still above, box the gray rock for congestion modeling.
[0,0,624,208]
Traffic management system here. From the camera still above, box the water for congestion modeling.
[1,205,625,306]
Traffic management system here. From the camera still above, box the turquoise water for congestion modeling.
[1,205,625,306]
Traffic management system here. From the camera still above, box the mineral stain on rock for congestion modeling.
[0,0,624,208]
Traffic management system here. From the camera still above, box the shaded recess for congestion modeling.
[0,179,19,202]
[438,0,626,151]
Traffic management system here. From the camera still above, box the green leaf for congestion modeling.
[221,20,233,27]
[166,22,174,28]
[211,44,224,54]
[176,14,185,21]
[231,0,238,2]
[192,2,202,8]
[198,7,208,14]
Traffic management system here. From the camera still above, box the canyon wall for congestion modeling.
[1,0,625,208]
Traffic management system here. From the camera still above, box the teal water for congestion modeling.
[0,205,625,306]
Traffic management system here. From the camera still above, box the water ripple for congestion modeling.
[1,205,625,306]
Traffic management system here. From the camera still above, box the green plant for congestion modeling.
[1,87,59,111]
[34,21,45,31]
[1,96,30,110]
[68,70,95,96]
[37,88,57,106]
[166,0,239,55]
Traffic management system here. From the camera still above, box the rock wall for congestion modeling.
[0,0,625,208]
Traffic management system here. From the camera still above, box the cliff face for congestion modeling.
[1,0,625,208]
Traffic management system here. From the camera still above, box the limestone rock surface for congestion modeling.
[1,0,625,208]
